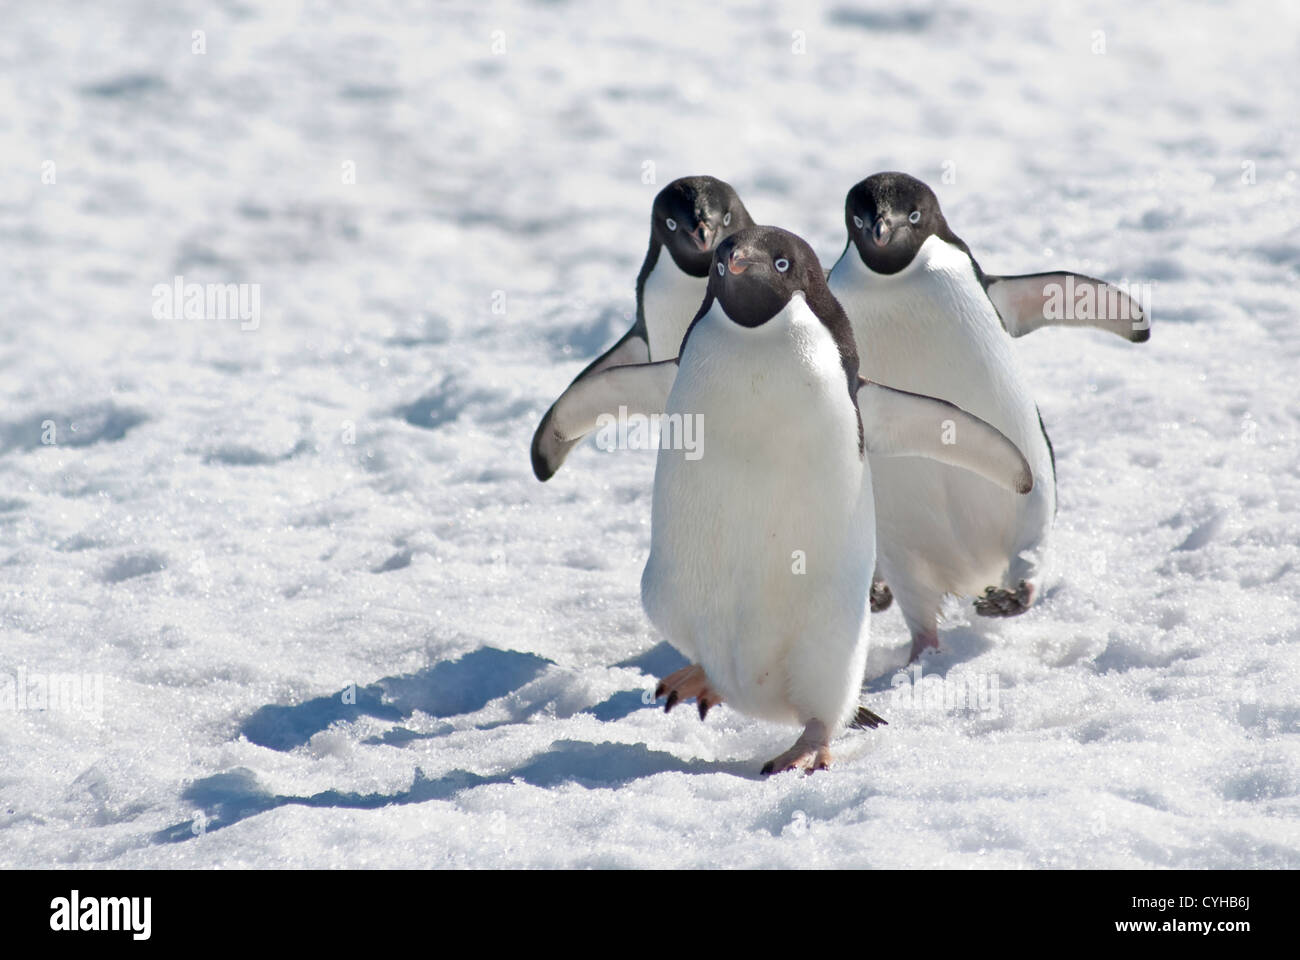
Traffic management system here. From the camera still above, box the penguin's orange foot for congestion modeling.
[761,720,831,775]
[869,579,893,613]
[973,580,1035,618]
[655,664,725,720]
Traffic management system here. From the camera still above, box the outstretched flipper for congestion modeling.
[984,271,1149,343]
[530,327,650,481]
[855,379,1034,495]
[531,357,678,481]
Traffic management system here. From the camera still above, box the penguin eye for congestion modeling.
[716,261,725,276]
[666,217,677,231]
[852,215,864,230]
[774,257,790,273]
[723,212,731,227]
[909,211,921,224]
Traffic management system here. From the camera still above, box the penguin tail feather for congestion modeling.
[849,706,888,730]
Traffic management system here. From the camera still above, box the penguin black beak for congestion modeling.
[728,247,758,274]
[689,222,715,252]
[872,215,892,247]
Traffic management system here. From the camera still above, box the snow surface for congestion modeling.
[1,0,1298,868]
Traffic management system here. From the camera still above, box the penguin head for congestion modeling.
[652,176,754,277]
[709,225,824,327]
[845,172,955,275]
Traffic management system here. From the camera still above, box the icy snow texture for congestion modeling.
[1,0,1298,868]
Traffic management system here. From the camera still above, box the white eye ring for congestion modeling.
[774,257,790,273]
[852,215,864,230]
[723,212,731,227]
[666,217,677,231]
[909,211,921,224]
[716,261,725,276]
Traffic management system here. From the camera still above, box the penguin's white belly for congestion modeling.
[830,241,1055,598]
[641,262,709,360]
[641,298,874,728]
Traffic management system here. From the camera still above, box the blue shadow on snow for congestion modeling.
[240,647,553,751]
[154,740,755,843]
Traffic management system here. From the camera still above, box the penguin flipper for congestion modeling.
[856,379,1034,495]
[530,359,677,481]
[573,325,652,378]
[530,329,652,481]
[984,272,1149,343]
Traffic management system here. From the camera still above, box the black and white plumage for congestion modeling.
[828,172,1147,661]
[530,176,754,480]
[601,225,1032,773]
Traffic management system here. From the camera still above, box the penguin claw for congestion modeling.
[655,664,724,720]
[761,720,831,776]
[973,580,1035,618]
[761,750,831,776]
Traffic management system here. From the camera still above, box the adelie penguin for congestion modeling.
[559,225,1032,774]
[827,171,1149,662]
[530,176,754,481]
